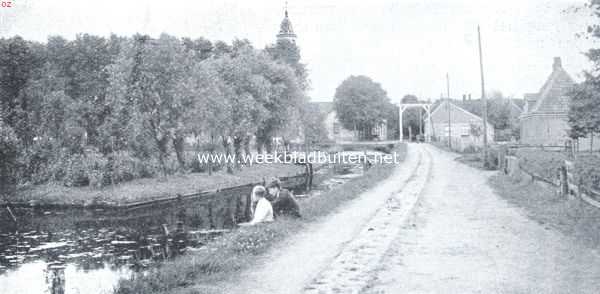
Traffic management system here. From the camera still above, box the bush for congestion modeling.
[60,149,109,188]
[485,147,500,170]
[107,152,142,184]
[574,155,600,192]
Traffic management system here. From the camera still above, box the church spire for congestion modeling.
[277,2,297,43]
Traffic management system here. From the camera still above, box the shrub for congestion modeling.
[60,149,109,187]
[485,147,500,170]
[574,155,600,192]
[85,149,109,188]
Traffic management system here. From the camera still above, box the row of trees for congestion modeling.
[0,34,317,194]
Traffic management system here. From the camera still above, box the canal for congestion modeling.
[0,158,368,294]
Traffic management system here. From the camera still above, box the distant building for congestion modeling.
[520,57,575,146]
[458,98,523,142]
[312,102,388,143]
[424,100,494,151]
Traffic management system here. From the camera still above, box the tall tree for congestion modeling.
[105,34,193,175]
[567,1,600,150]
[334,75,389,140]
[0,120,19,200]
[0,36,43,148]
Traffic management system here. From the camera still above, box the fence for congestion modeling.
[501,154,600,209]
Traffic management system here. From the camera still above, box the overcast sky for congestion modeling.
[1,0,597,103]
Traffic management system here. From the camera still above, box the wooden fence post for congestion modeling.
[559,165,568,197]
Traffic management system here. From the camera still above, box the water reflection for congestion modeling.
[0,163,364,294]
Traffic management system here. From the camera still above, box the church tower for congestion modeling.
[276,7,297,43]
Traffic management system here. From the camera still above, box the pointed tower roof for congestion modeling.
[277,7,297,42]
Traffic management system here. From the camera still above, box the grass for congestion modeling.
[574,154,600,192]
[113,143,407,294]
[515,149,568,181]
[10,163,305,206]
[489,174,600,252]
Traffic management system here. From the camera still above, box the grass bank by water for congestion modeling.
[113,143,407,294]
[11,163,305,206]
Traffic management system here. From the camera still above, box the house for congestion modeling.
[520,57,599,150]
[520,57,575,146]
[458,98,524,142]
[311,102,387,143]
[424,100,494,151]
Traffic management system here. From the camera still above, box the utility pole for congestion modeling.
[478,25,489,168]
[446,73,452,149]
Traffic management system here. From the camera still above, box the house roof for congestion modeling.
[425,100,485,124]
[526,57,575,114]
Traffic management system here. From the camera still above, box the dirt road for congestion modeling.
[224,144,427,294]
[366,145,600,294]
[226,144,600,293]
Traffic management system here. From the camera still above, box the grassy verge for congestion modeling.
[574,154,600,192]
[10,163,304,206]
[489,174,600,252]
[514,149,567,181]
[113,143,407,294]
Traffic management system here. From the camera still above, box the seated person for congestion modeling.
[266,178,301,218]
[239,185,273,226]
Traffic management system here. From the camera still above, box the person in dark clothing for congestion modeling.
[266,178,301,218]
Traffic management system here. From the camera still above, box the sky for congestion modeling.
[0,0,598,103]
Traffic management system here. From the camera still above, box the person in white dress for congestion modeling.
[239,185,273,226]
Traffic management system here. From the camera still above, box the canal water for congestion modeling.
[0,160,366,294]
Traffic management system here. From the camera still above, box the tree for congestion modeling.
[568,80,600,151]
[265,39,309,91]
[0,120,19,200]
[0,36,43,148]
[300,104,328,147]
[207,48,267,172]
[105,34,194,175]
[334,75,389,140]
[568,1,600,151]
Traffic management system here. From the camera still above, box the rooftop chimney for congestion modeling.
[553,57,562,71]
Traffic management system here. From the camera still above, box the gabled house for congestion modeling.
[520,57,599,150]
[520,57,575,146]
[424,100,494,151]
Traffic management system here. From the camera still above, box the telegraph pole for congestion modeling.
[478,25,489,168]
[446,73,452,149]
